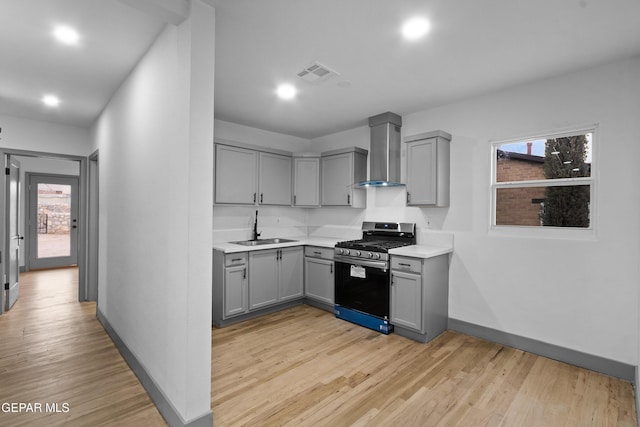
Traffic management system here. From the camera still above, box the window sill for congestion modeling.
[488,225,597,241]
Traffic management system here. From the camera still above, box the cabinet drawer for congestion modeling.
[225,253,248,266]
[304,246,334,260]
[391,256,422,273]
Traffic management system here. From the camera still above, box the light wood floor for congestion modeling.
[212,305,637,427]
[0,268,165,426]
[2,269,637,426]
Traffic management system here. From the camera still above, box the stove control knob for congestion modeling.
[373,253,381,260]
[336,248,343,255]
[354,251,361,257]
[367,252,374,259]
[344,249,350,255]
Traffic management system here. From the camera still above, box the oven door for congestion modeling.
[334,257,390,319]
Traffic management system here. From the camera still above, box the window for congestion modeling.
[491,128,594,231]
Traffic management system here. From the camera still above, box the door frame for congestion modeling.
[25,173,80,271]
[0,148,89,313]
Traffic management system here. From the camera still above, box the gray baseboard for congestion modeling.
[449,318,635,383]
[97,309,213,427]
[303,298,333,313]
[213,299,304,328]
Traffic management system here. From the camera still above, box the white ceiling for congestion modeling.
[2,0,640,139]
[0,0,166,128]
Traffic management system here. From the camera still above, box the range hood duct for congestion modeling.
[358,112,403,187]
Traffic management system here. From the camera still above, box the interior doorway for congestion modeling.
[0,148,90,315]
[27,174,79,270]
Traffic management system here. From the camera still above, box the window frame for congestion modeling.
[489,125,597,239]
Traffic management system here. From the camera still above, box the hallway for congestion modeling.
[0,268,165,426]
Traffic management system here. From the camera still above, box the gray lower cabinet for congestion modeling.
[213,251,249,325]
[390,254,449,343]
[303,246,334,308]
[278,247,304,301]
[249,247,303,310]
[224,263,248,317]
[213,247,303,326]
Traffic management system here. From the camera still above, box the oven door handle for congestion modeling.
[334,255,388,270]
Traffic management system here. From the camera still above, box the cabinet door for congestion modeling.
[293,157,320,206]
[304,257,334,304]
[215,145,257,204]
[279,247,303,301]
[259,152,292,205]
[391,270,423,331]
[249,250,279,309]
[224,264,247,318]
[406,139,437,206]
[321,153,352,206]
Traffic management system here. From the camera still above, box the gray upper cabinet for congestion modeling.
[293,156,321,207]
[259,152,292,205]
[404,131,451,207]
[215,144,258,205]
[214,141,293,206]
[321,147,368,208]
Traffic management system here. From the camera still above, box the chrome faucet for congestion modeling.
[252,210,261,241]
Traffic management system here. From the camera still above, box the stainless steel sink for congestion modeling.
[230,238,298,246]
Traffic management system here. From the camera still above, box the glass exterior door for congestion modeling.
[28,175,79,270]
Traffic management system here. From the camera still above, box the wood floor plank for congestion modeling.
[2,269,636,426]
[0,268,165,427]
[212,304,637,427]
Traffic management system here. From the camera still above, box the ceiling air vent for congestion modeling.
[297,62,339,84]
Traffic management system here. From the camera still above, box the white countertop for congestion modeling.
[214,237,452,259]
[389,244,453,258]
[213,236,338,254]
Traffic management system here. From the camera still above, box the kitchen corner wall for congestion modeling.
[213,119,313,241]
[309,56,640,368]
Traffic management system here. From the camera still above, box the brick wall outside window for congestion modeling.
[495,157,545,226]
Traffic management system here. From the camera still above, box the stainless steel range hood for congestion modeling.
[358,112,404,187]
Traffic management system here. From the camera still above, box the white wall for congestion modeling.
[309,56,640,365]
[0,114,91,156]
[92,1,214,423]
[215,119,311,152]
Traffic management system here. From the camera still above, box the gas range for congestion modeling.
[334,221,416,334]
[334,222,416,262]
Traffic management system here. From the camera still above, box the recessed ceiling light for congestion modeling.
[42,95,61,107]
[276,84,297,100]
[53,25,80,45]
[401,17,430,41]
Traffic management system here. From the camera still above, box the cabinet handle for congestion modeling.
[294,195,297,205]
[253,193,256,203]
[243,268,246,279]
[407,192,411,203]
[231,258,243,262]
[330,264,333,274]
[347,194,351,205]
[260,193,264,204]
[399,263,411,267]
[313,251,322,255]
